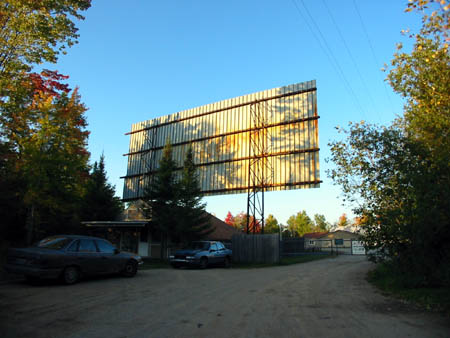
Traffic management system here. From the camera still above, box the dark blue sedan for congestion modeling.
[169,241,232,268]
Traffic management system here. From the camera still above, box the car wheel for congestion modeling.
[122,260,138,277]
[199,257,208,269]
[63,266,80,285]
[224,256,231,268]
[171,263,180,269]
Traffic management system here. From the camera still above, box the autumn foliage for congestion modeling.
[0,0,100,244]
[1,70,90,242]
[224,211,261,233]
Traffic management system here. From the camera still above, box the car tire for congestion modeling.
[199,257,208,269]
[224,256,231,268]
[122,260,138,277]
[171,263,180,269]
[62,266,80,285]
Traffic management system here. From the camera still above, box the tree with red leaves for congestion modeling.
[224,211,234,226]
[0,1,92,244]
[224,211,260,234]
[0,70,90,243]
[247,216,261,234]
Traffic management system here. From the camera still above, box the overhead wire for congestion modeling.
[352,0,395,117]
[321,0,382,123]
[291,0,368,121]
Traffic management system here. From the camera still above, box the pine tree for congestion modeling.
[81,154,123,221]
[143,141,179,257]
[177,146,213,244]
[143,144,213,253]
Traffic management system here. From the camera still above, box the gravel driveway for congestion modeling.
[0,255,448,338]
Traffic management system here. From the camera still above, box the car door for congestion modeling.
[209,243,219,264]
[95,239,123,273]
[76,239,103,274]
[215,242,227,263]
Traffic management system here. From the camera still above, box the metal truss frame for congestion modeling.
[246,101,274,234]
[137,128,158,216]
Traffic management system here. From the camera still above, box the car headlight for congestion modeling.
[169,255,175,259]
[186,256,195,259]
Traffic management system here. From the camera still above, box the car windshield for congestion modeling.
[35,236,73,250]
[186,242,210,250]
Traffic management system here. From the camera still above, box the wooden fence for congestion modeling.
[232,234,280,263]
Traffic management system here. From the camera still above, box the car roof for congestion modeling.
[192,240,220,244]
[45,235,105,241]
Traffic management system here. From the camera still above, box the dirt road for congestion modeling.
[0,255,448,338]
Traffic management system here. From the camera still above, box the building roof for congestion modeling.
[204,213,242,241]
[303,232,329,239]
[317,230,361,239]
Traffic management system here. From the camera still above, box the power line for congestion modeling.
[352,0,394,116]
[321,0,382,123]
[291,0,368,120]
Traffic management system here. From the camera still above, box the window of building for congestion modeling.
[335,239,344,246]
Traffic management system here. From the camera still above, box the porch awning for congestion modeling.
[82,221,149,228]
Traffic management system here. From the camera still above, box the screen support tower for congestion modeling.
[138,128,158,216]
[246,101,274,235]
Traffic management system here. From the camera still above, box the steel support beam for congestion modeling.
[137,128,158,216]
[246,101,274,235]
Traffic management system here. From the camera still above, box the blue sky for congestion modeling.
[45,0,422,225]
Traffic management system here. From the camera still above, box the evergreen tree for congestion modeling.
[81,154,123,221]
[177,146,213,244]
[0,142,26,241]
[143,141,179,257]
[143,144,213,253]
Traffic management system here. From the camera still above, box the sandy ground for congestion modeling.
[0,255,448,338]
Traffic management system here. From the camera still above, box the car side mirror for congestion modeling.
[114,248,120,254]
